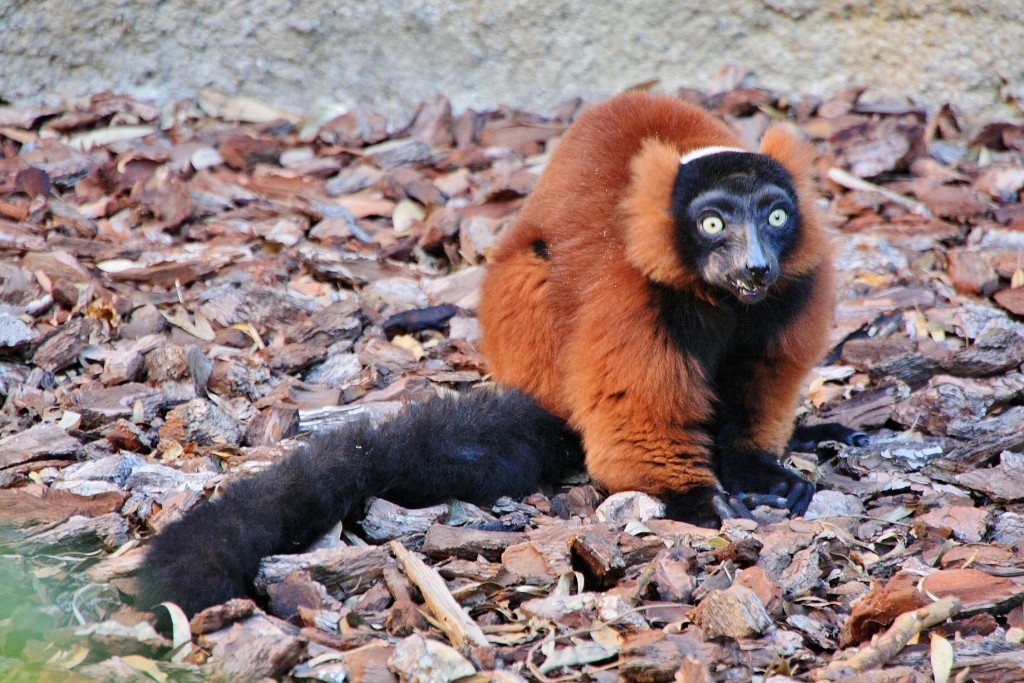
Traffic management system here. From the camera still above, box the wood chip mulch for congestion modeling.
[2,83,1024,682]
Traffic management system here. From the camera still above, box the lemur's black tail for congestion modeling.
[138,388,583,616]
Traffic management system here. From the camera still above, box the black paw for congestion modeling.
[788,422,869,451]
[719,450,816,517]
[728,478,814,517]
[711,493,755,522]
[662,486,754,528]
[766,477,815,517]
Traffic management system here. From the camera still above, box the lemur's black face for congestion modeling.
[670,152,800,304]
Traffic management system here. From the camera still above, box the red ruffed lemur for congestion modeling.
[141,93,865,615]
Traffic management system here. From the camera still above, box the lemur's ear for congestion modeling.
[760,124,815,195]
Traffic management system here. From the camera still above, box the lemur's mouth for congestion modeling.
[730,279,769,301]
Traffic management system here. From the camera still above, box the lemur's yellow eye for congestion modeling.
[768,208,788,227]
[700,215,724,234]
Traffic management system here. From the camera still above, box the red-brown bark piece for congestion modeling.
[202,614,305,680]
[0,487,126,533]
[421,524,526,562]
[570,525,625,589]
[243,405,300,446]
[843,569,1024,645]
[190,598,257,635]
[995,286,1024,315]
[948,248,1000,296]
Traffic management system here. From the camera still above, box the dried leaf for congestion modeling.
[120,655,168,683]
[158,601,193,663]
[160,308,216,341]
[539,636,618,674]
[198,88,301,124]
[96,258,144,273]
[67,125,156,151]
[392,198,426,235]
[58,410,81,430]
[931,633,953,683]
[391,334,425,360]
[590,623,624,651]
[228,322,266,349]
[390,632,475,681]
[1013,268,1024,289]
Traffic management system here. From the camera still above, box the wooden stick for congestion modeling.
[389,541,489,648]
[827,166,935,219]
[818,598,961,681]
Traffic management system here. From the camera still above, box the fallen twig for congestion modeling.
[827,166,935,219]
[816,597,961,680]
[389,540,490,648]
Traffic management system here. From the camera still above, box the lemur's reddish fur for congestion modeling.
[479,92,832,500]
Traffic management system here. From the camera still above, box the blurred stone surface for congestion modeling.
[2,2,1021,123]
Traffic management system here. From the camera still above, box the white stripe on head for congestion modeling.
[679,146,752,166]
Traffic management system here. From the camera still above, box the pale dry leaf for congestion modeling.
[478,626,536,646]
[391,334,425,360]
[813,365,857,381]
[828,167,934,218]
[486,671,528,683]
[67,125,156,151]
[389,541,489,647]
[131,398,145,423]
[96,258,144,273]
[160,308,216,341]
[787,454,819,478]
[158,601,193,663]
[1012,268,1024,289]
[590,623,624,651]
[190,147,223,170]
[555,571,585,596]
[881,506,916,524]
[390,633,475,682]
[58,410,82,430]
[198,88,301,124]
[298,101,348,141]
[930,632,953,683]
[0,125,36,144]
[392,198,426,235]
[306,652,345,668]
[119,655,168,683]
[918,575,941,604]
[49,645,90,669]
[539,637,619,675]
[707,536,731,550]
[808,379,847,408]
[623,519,656,536]
[228,322,266,349]
[855,272,892,287]
[160,441,185,461]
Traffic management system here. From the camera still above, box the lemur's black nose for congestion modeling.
[745,263,770,283]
